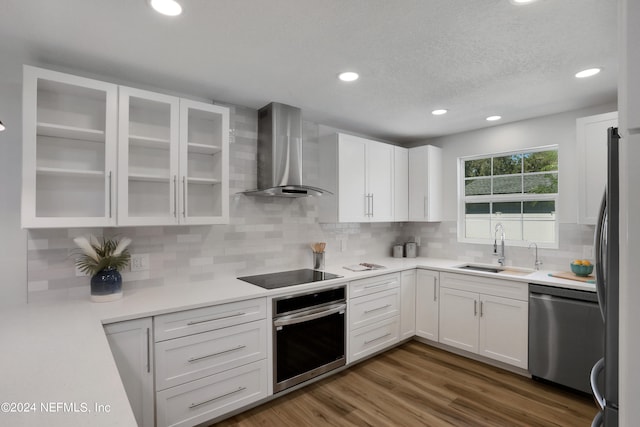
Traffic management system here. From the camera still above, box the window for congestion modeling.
[459,146,558,247]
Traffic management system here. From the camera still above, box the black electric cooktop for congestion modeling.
[237,268,342,289]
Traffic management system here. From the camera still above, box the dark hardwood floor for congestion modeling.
[214,341,597,426]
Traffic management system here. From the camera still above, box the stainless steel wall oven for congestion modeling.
[272,286,346,393]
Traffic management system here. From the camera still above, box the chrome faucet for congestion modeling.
[494,223,505,266]
[529,242,543,270]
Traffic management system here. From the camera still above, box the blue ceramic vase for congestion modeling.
[90,266,122,302]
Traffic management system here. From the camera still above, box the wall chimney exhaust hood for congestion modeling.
[242,102,331,197]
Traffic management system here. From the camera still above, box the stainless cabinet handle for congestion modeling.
[108,171,113,218]
[364,304,392,314]
[182,176,187,217]
[364,332,392,345]
[189,386,246,409]
[187,312,246,325]
[474,300,478,316]
[364,281,396,289]
[371,193,374,217]
[173,175,178,218]
[480,301,484,317]
[188,345,246,363]
[433,277,437,301]
[146,327,151,373]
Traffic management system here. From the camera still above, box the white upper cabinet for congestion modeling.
[394,146,409,221]
[576,111,618,225]
[179,99,229,225]
[22,65,118,228]
[319,133,394,223]
[408,145,442,222]
[118,87,180,226]
[22,66,229,228]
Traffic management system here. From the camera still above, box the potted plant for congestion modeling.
[73,235,132,302]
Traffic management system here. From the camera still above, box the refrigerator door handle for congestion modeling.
[590,357,606,410]
[591,410,604,427]
[594,190,607,320]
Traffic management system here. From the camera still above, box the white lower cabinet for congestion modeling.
[438,273,528,369]
[400,269,416,340]
[477,294,528,367]
[415,269,439,341]
[154,298,268,427]
[156,359,268,427]
[349,317,400,362]
[348,273,401,363]
[439,287,479,353]
[155,320,267,390]
[104,318,155,427]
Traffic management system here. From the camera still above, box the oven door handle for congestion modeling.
[274,303,346,327]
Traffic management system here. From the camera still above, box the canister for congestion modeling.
[405,242,417,258]
[392,245,403,258]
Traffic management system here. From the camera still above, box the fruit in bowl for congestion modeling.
[571,259,594,277]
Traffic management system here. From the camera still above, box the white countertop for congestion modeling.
[0,256,595,426]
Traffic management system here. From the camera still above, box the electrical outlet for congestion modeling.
[341,239,347,252]
[415,236,421,246]
[130,253,149,272]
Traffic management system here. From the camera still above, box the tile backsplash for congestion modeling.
[26,104,596,302]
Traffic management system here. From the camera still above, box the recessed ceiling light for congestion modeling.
[509,0,539,5]
[431,109,448,116]
[338,72,359,82]
[486,115,502,121]
[149,0,182,16]
[575,68,601,78]
[0,120,5,132]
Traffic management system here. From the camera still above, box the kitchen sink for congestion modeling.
[455,264,534,276]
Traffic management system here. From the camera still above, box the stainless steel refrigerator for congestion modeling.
[591,127,619,426]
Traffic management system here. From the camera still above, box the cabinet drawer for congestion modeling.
[349,317,399,364]
[349,273,400,299]
[155,298,266,342]
[155,320,267,391]
[349,288,399,331]
[156,359,267,427]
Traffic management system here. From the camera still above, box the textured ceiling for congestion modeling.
[0,0,617,143]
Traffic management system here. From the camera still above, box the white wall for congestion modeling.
[409,102,617,223]
[618,0,640,424]
[0,60,28,306]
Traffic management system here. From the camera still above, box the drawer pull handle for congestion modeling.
[146,328,151,373]
[187,312,246,325]
[474,300,478,316]
[364,281,396,289]
[187,345,246,363]
[480,301,484,317]
[188,386,246,409]
[364,332,392,345]
[364,304,392,314]
[433,277,437,301]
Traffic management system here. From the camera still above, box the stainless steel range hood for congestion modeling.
[242,102,331,197]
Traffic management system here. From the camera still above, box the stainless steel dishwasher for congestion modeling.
[528,283,604,394]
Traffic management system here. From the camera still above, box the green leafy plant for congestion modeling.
[73,235,132,276]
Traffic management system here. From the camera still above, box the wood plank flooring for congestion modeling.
[213,341,597,426]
